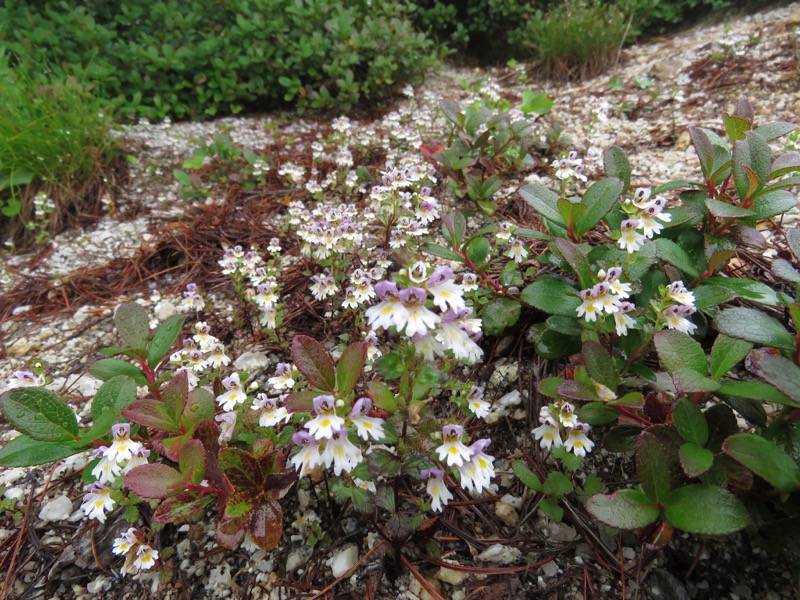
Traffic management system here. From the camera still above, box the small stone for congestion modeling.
[494,500,519,527]
[286,546,313,574]
[8,340,39,356]
[327,545,358,578]
[548,522,578,543]
[233,351,271,373]
[477,544,521,564]
[436,565,468,586]
[4,487,24,500]
[38,495,73,522]
[622,546,636,561]
[673,130,691,151]
[154,300,177,321]
[541,559,559,578]
[0,467,26,487]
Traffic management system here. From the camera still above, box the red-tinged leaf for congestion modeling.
[248,500,283,551]
[219,448,264,490]
[585,489,660,530]
[284,390,321,412]
[263,471,297,501]
[163,431,192,462]
[637,432,673,503]
[746,349,800,405]
[216,497,251,548]
[582,340,620,391]
[556,380,600,402]
[162,371,189,424]
[183,387,215,429]
[124,463,184,499]
[153,492,214,524]
[291,335,336,392]
[122,398,181,433]
[336,341,367,394]
[194,420,229,502]
[367,381,398,413]
[420,142,444,160]
[180,439,206,485]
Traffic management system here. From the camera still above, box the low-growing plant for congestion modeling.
[0,53,123,246]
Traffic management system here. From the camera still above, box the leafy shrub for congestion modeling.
[0,53,123,247]
[0,0,438,121]
[630,0,730,34]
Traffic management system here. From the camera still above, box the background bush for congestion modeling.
[0,0,439,121]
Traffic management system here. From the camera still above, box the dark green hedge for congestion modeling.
[0,0,438,121]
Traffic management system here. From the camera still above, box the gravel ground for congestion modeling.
[1,4,800,599]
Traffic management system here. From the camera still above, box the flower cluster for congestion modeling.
[661,280,698,335]
[289,395,385,477]
[366,261,483,364]
[617,188,672,252]
[551,150,588,183]
[167,321,231,387]
[532,403,595,457]
[218,244,283,330]
[577,267,636,336]
[112,528,159,574]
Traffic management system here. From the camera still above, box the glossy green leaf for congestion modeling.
[336,341,367,394]
[367,381,398,413]
[693,285,737,310]
[603,146,631,192]
[710,335,753,380]
[481,298,521,336]
[704,197,754,218]
[663,484,749,534]
[585,488,660,530]
[772,258,800,283]
[574,178,624,238]
[519,183,564,226]
[148,314,185,368]
[0,435,82,467]
[679,442,714,477]
[91,375,138,421]
[0,387,79,442]
[578,402,619,425]
[718,380,797,407]
[466,236,491,266]
[654,329,706,375]
[422,242,463,262]
[114,302,151,350]
[90,358,148,386]
[582,340,619,391]
[673,399,708,446]
[553,238,593,289]
[713,307,795,350]
[749,189,797,220]
[654,238,699,278]
[520,276,580,316]
[123,398,181,433]
[441,211,466,248]
[672,368,720,394]
[723,433,800,493]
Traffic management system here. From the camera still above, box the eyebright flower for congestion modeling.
[4,370,46,388]
[90,447,121,484]
[252,393,291,428]
[112,528,138,556]
[290,431,323,476]
[81,482,115,523]
[180,283,205,311]
[205,343,230,369]
[505,238,528,264]
[400,287,440,338]
[106,423,143,464]
[216,373,248,411]
[436,424,472,467]
[422,468,453,512]
[365,281,408,332]
[614,302,637,336]
[458,439,495,493]
[662,304,698,335]
[348,397,386,441]
[465,385,490,418]
[267,363,296,390]
[564,423,595,457]
[532,417,562,450]
[461,272,479,292]
[425,266,466,312]
[133,544,159,571]
[305,395,345,440]
[320,428,362,476]
[618,219,646,253]
[665,281,695,306]
[558,403,578,428]
[215,411,237,443]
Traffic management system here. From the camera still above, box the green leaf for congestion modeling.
[718,380,797,408]
[585,489,660,530]
[539,497,563,522]
[162,371,189,425]
[603,146,631,193]
[336,342,367,394]
[746,349,800,404]
[557,197,587,230]
[219,448,264,490]
[114,302,151,350]
[90,358,148,386]
[787,228,800,261]
[291,335,336,392]
[480,298,521,336]
[0,435,81,467]
[542,471,573,498]
[603,425,643,452]
[749,189,797,220]
[664,484,749,534]
[672,368,720,394]
[520,89,553,115]
[773,258,800,283]
[573,178,624,238]
[520,276,580,316]
[724,114,750,142]
[704,197,754,218]
[582,341,619,391]
[654,238,699,278]
[91,375,138,421]
[376,352,404,379]
[673,399,708,446]
[713,307,795,351]
[367,381,397,413]
[0,387,79,442]
[249,500,283,551]
[710,335,753,380]
[654,330,706,376]
[153,492,214,524]
[754,121,796,141]
[148,314,185,368]
[368,448,403,477]
[553,238,592,289]
[723,433,800,493]
[692,285,735,310]
[441,211,466,248]
[679,443,714,477]
[422,242,463,262]
[689,126,715,178]
[512,460,542,491]
[578,402,619,425]
[466,236,491,266]
[637,431,673,503]
[411,363,442,402]
[519,184,564,227]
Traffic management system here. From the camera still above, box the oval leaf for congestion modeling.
[125,463,184,499]
[746,348,800,404]
[663,484,749,535]
[336,342,367,395]
[148,314,185,368]
[0,387,79,442]
[679,442,714,478]
[654,329,706,376]
[573,177,624,238]
[520,276,580,316]
[114,302,151,350]
[585,489,660,530]
[723,433,800,493]
[291,335,336,392]
[713,307,795,351]
[0,435,81,467]
[710,335,753,380]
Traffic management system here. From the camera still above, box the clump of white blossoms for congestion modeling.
[365,261,483,364]
[218,243,284,330]
[532,403,595,457]
[660,280,698,335]
[112,527,159,574]
[577,267,637,336]
[617,188,672,252]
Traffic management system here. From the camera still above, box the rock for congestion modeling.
[436,565,468,586]
[650,59,683,81]
[673,130,691,151]
[327,545,358,578]
[495,500,519,526]
[0,467,26,487]
[233,351,271,373]
[38,495,73,522]
[8,340,39,356]
[548,522,578,543]
[408,572,442,600]
[286,545,313,574]
[541,559,559,578]
[477,544,521,564]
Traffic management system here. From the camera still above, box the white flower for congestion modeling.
[400,287,440,338]
[290,432,323,476]
[252,394,291,428]
[91,447,122,484]
[348,398,386,442]
[305,395,345,440]
[423,468,453,512]
[505,238,528,264]
[112,528,138,556]
[267,363,296,390]
[133,544,159,571]
[80,483,115,523]
[320,428,362,476]
[614,302,637,336]
[216,373,248,411]
[435,424,472,467]
[532,418,562,450]
[564,424,595,457]
[457,439,495,493]
[618,219,646,253]
[365,281,408,332]
[663,305,698,335]
[106,423,142,464]
[665,281,695,306]
[465,385,489,418]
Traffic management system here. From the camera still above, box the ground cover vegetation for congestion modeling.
[0,1,799,597]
